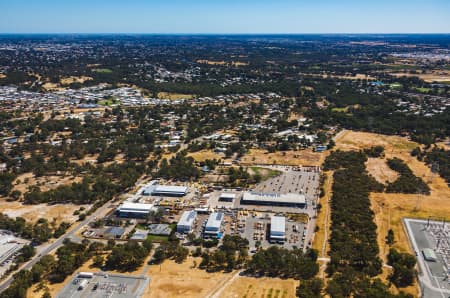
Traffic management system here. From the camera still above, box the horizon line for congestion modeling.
[1,32,450,35]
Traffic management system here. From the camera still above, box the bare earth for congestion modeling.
[143,257,230,298]
[219,276,298,298]
[241,149,324,166]
[365,158,399,185]
[0,198,89,224]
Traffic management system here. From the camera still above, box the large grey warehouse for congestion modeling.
[177,210,197,234]
[241,192,306,208]
[270,216,286,243]
[143,184,188,197]
[204,212,224,238]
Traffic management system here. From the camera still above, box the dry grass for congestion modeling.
[334,130,450,297]
[60,76,92,85]
[157,92,194,100]
[240,149,324,167]
[196,60,249,67]
[11,172,82,195]
[0,198,89,224]
[365,158,399,185]
[304,73,376,81]
[312,172,332,258]
[0,74,6,79]
[187,150,224,162]
[220,276,298,298]
[143,257,231,298]
[390,71,450,82]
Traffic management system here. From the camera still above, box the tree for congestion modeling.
[92,255,104,268]
[386,229,395,245]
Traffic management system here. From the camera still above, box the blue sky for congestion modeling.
[1,0,449,34]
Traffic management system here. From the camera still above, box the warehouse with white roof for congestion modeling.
[116,202,154,218]
[204,212,224,238]
[177,210,197,234]
[270,216,286,243]
[143,184,188,197]
[241,192,306,208]
[219,193,236,202]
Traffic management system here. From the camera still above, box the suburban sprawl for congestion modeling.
[0,34,449,298]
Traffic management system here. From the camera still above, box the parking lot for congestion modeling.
[56,272,149,298]
[0,230,28,278]
[238,212,307,252]
[404,218,450,298]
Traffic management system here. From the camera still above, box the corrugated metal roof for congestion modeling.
[270,216,286,234]
[206,212,224,230]
[117,202,153,212]
[178,210,197,227]
[242,192,306,205]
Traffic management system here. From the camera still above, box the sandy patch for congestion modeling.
[143,257,230,298]
[365,158,399,185]
[0,199,89,224]
[240,149,324,167]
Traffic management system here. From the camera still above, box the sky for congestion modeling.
[1,0,449,34]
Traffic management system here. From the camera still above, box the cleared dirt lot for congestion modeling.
[187,150,224,162]
[390,71,450,83]
[365,157,399,185]
[142,257,298,298]
[143,257,230,298]
[240,149,324,167]
[0,198,88,224]
[12,172,82,195]
[220,276,298,298]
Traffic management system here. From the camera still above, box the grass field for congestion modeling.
[249,166,282,181]
[144,257,232,298]
[92,68,113,73]
[334,130,450,296]
[220,276,298,298]
[157,92,195,100]
[240,149,324,167]
[187,150,223,162]
[365,157,399,185]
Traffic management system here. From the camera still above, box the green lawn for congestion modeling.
[415,87,431,93]
[147,234,169,243]
[92,68,113,73]
[389,83,403,89]
[250,167,282,181]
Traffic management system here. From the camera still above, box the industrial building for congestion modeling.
[270,216,286,243]
[204,212,224,238]
[219,193,236,202]
[241,192,306,208]
[143,184,188,197]
[177,210,197,234]
[116,202,154,218]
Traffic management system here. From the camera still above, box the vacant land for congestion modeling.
[248,166,282,181]
[60,76,92,85]
[0,199,88,224]
[11,172,83,195]
[157,92,195,100]
[390,70,450,82]
[92,68,113,73]
[187,149,224,162]
[334,130,450,296]
[365,158,399,185]
[196,60,249,67]
[241,149,324,166]
[144,257,229,298]
[220,276,298,298]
